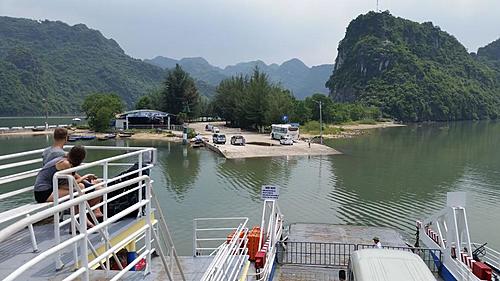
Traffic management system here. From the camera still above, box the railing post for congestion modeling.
[193,219,197,257]
[52,174,63,270]
[138,153,143,218]
[145,179,152,276]
[103,161,109,272]
[79,201,89,281]
[69,177,78,269]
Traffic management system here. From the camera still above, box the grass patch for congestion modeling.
[302,121,342,135]
[358,118,377,125]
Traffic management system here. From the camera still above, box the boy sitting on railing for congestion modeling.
[42,128,68,165]
[34,145,103,225]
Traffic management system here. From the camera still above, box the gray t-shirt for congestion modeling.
[35,156,63,192]
[42,146,65,165]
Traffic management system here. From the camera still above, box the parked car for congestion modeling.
[212,133,226,144]
[280,135,293,145]
[230,135,246,146]
[205,124,213,131]
[212,126,220,133]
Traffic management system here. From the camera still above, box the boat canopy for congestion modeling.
[117,109,172,119]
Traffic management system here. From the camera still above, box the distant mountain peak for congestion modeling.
[144,55,332,99]
[179,57,211,65]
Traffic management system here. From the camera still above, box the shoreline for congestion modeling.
[301,121,406,139]
[0,121,404,159]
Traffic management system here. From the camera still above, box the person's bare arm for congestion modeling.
[55,159,71,170]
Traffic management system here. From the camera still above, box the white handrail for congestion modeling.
[0,175,153,281]
[0,175,150,243]
[3,234,85,281]
[55,147,155,175]
[0,146,184,281]
[200,219,249,281]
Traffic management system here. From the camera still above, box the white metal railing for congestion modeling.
[0,146,185,281]
[193,217,249,257]
[194,217,249,281]
[193,200,284,281]
[0,146,155,253]
[252,200,283,281]
[0,175,153,281]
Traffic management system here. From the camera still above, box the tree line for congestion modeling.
[83,64,381,132]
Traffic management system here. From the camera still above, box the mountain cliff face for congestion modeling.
[326,11,500,121]
[0,16,166,115]
[145,56,333,99]
[477,38,500,74]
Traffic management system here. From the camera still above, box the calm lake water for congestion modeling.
[0,116,82,127]
[0,120,499,255]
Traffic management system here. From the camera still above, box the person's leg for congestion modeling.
[46,188,70,202]
[81,182,103,218]
[47,186,95,228]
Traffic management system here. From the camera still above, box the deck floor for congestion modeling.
[0,217,238,281]
[0,217,141,280]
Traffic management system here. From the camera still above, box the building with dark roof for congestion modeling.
[114,109,178,129]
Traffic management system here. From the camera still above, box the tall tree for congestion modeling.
[213,75,246,126]
[82,93,123,132]
[212,68,298,129]
[241,69,271,130]
[161,64,200,120]
[135,95,152,110]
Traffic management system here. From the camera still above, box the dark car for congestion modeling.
[230,135,246,146]
[212,133,226,144]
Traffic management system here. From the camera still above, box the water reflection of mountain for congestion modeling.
[215,157,298,201]
[326,121,500,234]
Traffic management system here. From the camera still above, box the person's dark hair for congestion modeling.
[67,145,86,167]
[53,128,68,141]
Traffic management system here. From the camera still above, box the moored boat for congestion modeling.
[31,126,46,132]
[79,135,96,140]
[67,135,81,142]
[97,134,116,141]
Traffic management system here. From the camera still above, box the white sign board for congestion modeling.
[261,185,279,200]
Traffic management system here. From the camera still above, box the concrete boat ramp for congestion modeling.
[190,122,341,159]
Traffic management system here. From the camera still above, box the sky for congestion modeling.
[1,0,499,67]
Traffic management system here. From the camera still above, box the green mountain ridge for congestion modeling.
[0,16,168,116]
[327,11,500,121]
[144,56,333,99]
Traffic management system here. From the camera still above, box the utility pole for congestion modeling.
[319,101,323,145]
[315,100,323,145]
[42,98,48,130]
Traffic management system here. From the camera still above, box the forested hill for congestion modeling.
[326,11,500,122]
[145,56,333,99]
[0,16,165,116]
[477,38,500,73]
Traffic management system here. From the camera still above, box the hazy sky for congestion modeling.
[1,0,499,67]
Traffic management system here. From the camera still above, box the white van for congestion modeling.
[344,249,437,281]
